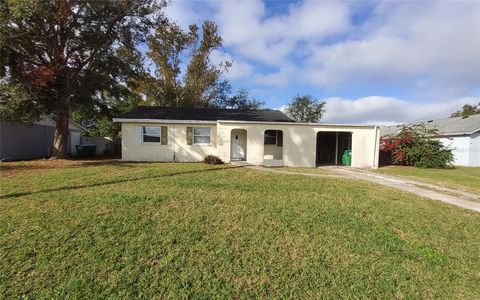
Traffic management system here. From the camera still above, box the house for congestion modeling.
[113,107,380,168]
[0,117,85,161]
[0,117,113,161]
[380,114,480,167]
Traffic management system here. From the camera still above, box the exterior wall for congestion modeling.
[217,122,379,168]
[120,121,379,168]
[468,132,480,167]
[0,120,56,160]
[81,136,113,155]
[121,123,217,162]
[439,132,480,167]
[439,136,471,166]
[264,144,283,159]
[0,118,93,161]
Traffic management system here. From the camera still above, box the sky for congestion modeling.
[164,0,480,124]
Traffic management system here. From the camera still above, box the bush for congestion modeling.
[381,124,453,168]
[203,155,224,165]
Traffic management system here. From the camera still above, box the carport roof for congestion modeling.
[115,106,295,123]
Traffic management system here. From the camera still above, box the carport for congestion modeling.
[316,132,352,166]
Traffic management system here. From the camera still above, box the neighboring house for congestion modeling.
[0,117,85,161]
[113,107,380,168]
[0,117,113,161]
[380,114,480,167]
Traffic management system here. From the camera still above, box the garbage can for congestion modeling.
[75,145,97,157]
[342,150,352,166]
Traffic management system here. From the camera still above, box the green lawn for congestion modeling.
[376,166,480,194]
[272,166,337,175]
[1,160,479,298]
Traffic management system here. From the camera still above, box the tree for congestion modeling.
[285,95,326,122]
[0,0,166,158]
[213,88,264,109]
[451,102,480,117]
[143,20,232,107]
[381,124,453,168]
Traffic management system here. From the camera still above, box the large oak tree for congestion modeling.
[0,0,166,158]
[141,20,263,109]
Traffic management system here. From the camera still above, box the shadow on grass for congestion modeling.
[0,165,243,199]
[0,157,125,172]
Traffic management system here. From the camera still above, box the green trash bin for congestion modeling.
[75,145,96,157]
[342,150,352,166]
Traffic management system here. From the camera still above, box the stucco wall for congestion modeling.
[217,122,379,168]
[121,123,217,162]
[120,121,379,168]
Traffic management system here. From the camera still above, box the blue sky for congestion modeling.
[165,0,480,124]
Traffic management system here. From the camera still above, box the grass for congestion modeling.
[272,166,338,175]
[376,166,480,194]
[1,159,479,299]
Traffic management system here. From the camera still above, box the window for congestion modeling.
[143,126,161,143]
[193,127,211,144]
[264,130,277,145]
[264,130,282,146]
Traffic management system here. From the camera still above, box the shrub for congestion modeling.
[381,124,454,168]
[203,155,224,165]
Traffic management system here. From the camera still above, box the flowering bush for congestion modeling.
[381,124,453,168]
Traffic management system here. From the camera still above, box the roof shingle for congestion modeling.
[116,106,295,123]
[380,114,480,136]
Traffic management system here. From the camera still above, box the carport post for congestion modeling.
[335,132,339,165]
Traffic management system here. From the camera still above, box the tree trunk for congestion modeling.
[52,109,70,158]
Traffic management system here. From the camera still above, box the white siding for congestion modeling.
[469,132,480,166]
[440,136,471,166]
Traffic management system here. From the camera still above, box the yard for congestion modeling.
[376,166,480,194]
[1,160,479,298]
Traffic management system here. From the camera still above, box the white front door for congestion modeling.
[232,131,246,160]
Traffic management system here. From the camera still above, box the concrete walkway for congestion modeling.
[249,166,480,213]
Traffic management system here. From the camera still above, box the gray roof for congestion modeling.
[380,114,480,137]
[116,106,295,123]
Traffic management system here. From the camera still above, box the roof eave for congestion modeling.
[113,118,378,128]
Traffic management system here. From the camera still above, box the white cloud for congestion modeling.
[212,0,351,65]
[163,0,480,112]
[322,96,480,124]
[210,50,254,80]
[304,1,480,98]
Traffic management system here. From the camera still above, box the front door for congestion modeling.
[232,131,246,160]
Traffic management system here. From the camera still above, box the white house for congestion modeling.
[113,107,380,168]
[380,114,480,167]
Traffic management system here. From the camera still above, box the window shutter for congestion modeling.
[161,126,168,145]
[186,127,193,145]
[277,131,283,146]
[135,126,143,144]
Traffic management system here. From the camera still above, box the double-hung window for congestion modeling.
[143,126,161,143]
[193,127,211,144]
